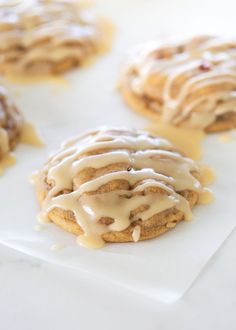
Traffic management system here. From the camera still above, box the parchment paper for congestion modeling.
[0,0,235,303]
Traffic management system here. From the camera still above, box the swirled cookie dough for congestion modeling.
[33,127,211,249]
[120,36,236,132]
[0,86,23,160]
[0,0,111,76]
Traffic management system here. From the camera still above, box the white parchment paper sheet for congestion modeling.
[0,0,236,303]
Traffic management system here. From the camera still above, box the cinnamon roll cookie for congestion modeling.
[34,127,211,248]
[0,0,111,76]
[0,86,23,159]
[120,36,236,132]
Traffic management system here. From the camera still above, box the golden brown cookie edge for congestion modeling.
[120,76,236,133]
[46,190,198,243]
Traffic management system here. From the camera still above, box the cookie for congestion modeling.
[0,86,23,159]
[120,36,236,132]
[0,0,111,76]
[34,127,209,248]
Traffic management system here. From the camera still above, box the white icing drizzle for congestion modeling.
[0,0,105,74]
[125,36,236,129]
[35,127,207,248]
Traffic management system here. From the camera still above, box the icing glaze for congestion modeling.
[0,0,108,74]
[123,36,236,129]
[34,127,209,248]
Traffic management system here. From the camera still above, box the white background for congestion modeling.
[1,0,236,329]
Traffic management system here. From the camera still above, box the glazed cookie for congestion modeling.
[34,127,210,248]
[0,86,23,159]
[0,0,111,75]
[120,36,236,132]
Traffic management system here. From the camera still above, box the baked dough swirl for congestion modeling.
[0,0,109,75]
[34,127,209,248]
[0,86,23,159]
[120,36,236,132]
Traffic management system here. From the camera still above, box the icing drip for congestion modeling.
[146,122,205,160]
[132,225,141,242]
[0,152,16,175]
[125,36,236,129]
[20,121,44,147]
[35,127,208,248]
[0,128,9,156]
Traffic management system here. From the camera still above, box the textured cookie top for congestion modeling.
[122,36,236,129]
[35,127,207,248]
[0,0,108,75]
[0,87,23,159]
